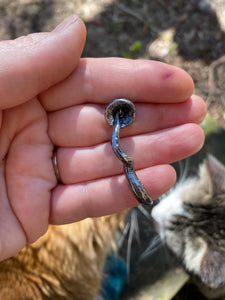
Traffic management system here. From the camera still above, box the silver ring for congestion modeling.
[52,148,62,184]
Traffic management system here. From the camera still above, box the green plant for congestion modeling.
[121,41,142,58]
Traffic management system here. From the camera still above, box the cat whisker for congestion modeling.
[137,205,151,219]
[131,209,141,246]
[126,209,141,278]
[138,235,162,263]
[177,159,189,183]
[118,222,130,249]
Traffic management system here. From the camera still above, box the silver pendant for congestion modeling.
[105,99,152,205]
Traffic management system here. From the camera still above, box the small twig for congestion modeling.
[115,2,145,24]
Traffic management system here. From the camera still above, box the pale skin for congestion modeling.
[0,15,206,261]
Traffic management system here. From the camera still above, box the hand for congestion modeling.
[0,15,206,261]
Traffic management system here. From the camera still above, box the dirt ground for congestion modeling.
[1,0,225,299]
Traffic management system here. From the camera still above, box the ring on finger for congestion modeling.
[52,148,62,184]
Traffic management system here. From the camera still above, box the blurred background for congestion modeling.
[1,1,225,299]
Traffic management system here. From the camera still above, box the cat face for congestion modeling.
[151,155,225,294]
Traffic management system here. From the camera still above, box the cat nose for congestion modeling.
[105,99,153,205]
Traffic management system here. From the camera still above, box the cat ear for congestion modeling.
[200,249,225,288]
[206,155,225,195]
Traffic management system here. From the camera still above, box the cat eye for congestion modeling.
[105,99,152,205]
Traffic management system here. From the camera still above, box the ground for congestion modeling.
[1,0,225,299]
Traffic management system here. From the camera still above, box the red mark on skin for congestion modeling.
[161,70,174,80]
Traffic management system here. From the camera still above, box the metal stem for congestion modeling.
[112,112,153,205]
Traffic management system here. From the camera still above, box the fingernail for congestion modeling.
[53,15,79,32]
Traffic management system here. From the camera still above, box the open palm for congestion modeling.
[0,16,206,261]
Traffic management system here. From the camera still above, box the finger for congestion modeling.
[0,165,26,261]
[50,165,176,225]
[48,95,206,147]
[5,100,56,244]
[40,58,194,111]
[56,124,204,184]
[0,15,86,109]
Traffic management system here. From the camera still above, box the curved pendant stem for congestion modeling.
[112,112,153,205]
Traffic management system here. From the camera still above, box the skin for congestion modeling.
[0,15,206,261]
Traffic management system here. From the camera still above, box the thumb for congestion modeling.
[0,15,86,109]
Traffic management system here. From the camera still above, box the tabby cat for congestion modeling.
[0,212,125,300]
[152,155,225,299]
